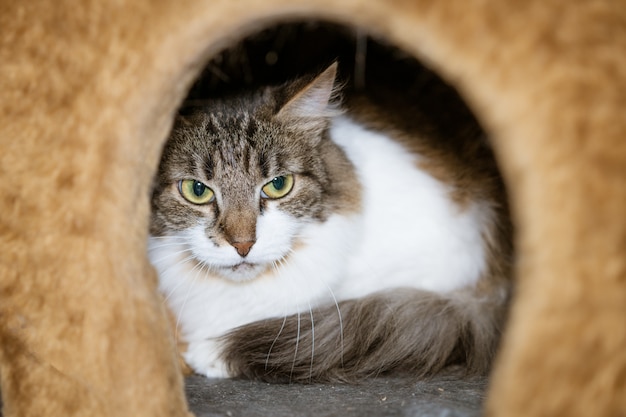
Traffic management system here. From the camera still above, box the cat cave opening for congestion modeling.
[154,20,513,383]
[182,21,485,142]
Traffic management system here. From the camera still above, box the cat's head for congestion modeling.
[150,63,358,282]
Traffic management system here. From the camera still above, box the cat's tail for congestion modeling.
[219,287,509,383]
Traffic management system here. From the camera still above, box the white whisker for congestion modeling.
[307,299,315,382]
[272,255,304,379]
[264,259,287,370]
[157,254,200,303]
[265,314,287,371]
[148,242,194,251]
[150,247,195,264]
[173,255,212,351]
[289,310,301,383]
[150,235,187,239]
[319,279,344,368]
[287,238,345,370]
[160,261,193,302]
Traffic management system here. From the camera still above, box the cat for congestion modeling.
[148,62,513,383]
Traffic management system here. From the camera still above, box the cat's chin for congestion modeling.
[217,262,268,283]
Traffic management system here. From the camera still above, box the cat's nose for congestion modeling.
[231,241,255,257]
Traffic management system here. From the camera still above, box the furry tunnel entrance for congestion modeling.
[167,18,510,415]
[167,5,625,415]
[2,1,624,417]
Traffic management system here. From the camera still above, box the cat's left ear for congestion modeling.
[275,62,340,133]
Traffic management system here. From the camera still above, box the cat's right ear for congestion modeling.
[275,62,341,133]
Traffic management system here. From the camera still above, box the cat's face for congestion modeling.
[150,64,358,282]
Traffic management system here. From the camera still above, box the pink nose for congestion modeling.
[231,241,255,257]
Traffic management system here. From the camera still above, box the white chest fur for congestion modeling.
[330,116,488,299]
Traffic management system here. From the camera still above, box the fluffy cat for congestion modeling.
[149,63,512,383]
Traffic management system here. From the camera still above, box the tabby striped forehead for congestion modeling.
[198,111,307,184]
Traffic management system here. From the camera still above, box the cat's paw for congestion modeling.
[184,339,230,379]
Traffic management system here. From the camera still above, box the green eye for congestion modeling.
[178,179,214,205]
[261,175,294,199]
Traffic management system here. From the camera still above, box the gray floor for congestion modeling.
[186,368,487,417]
[0,368,486,416]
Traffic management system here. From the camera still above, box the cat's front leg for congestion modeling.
[184,339,231,379]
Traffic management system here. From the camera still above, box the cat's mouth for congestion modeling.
[231,262,256,272]
[218,261,268,282]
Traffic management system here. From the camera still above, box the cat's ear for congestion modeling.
[275,62,341,132]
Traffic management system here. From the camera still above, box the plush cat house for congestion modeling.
[1,1,624,417]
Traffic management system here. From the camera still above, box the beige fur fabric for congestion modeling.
[0,1,624,417]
